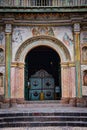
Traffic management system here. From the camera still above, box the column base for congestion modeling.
[76,97,87,107]
[60,98,70,104]
[16,98,25,104]
[69,98,76,107]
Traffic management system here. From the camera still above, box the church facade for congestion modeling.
[0,0,87,104]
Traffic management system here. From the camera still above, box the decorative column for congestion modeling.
[5,24,12,98]
[74,23,82,97]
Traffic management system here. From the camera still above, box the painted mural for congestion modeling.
[0,73,3,87]
[80,31,87,43]
[32,27,54,36]
[12,26,74,61]
[0,67,5,95]
[63,32,73,46]
[81,65,87,95]
[82,47,87,62]
[0,48,4,63]
[83,70,87,86]
[0,26,5,46]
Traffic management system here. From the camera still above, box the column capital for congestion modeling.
[73,23,80,33]
[11,62,25,68]
[61,62,75,68]
[5,24,12,34]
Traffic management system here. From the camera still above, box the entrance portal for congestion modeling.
[25,46,61,100]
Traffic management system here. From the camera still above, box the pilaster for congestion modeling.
[74,23,82,97]
[61,62,75,98]
[5,24,12,98]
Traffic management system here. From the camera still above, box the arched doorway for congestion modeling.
[25,46,61,100]
[15,36,71,100]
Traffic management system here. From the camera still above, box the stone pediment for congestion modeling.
[31,69,52,78]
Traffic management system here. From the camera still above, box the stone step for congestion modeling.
[25,100,61,104]
[1,112,87,117]
[0,116,87,122]
[0,121,87,128]
[0,112,87,128]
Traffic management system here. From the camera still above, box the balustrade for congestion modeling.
[0,0,87,7]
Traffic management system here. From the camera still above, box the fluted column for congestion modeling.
[5,24,12,98]
[74,23,82,97]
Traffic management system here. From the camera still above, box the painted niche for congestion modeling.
[0,48,4,63]
[81,31,87,43]
[82,46,87,62]
[32,27,54,36]
[0,26,4,45]
[83,70,87,86]
[0,73,3,88]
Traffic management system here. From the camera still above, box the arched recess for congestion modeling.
[0,47,4,64]
[82,46,87,62]
[13,36,72,100]
[15,35,71,62]
[0,73,4,95]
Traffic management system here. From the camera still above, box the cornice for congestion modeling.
[0,12,87,26]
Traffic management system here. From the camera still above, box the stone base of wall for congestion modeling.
[0,97,87,108]
[60,98,70,104]
[69,98,77,107]
[76,97,87,107]
[60,97,87,107]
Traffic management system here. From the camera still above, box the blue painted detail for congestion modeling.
[29,70,55,100]
[30,78,42,89]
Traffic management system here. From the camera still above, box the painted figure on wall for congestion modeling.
[82,47,87,62]
[83,70,87,86]
[0,33,3,44]
[32,28,40,36]
[32,27,54,36]
[0,48,4,63]
[63,32,73,46]
[12,30,22,43]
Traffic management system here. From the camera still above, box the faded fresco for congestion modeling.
[80,31,87,43]
[32,27,54,36]
[83,70,87,86]
[82,46,87,62]
[81,65,87,95]
[0,67,5,95]
[0,48,4,63]
[0,26,5,46]
[12,26,74,61]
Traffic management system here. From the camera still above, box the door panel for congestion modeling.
[29,90,41,100]
[30,78,42,89]
[29,70,55,100]
[43,78,54,89]
[44,89,54,100]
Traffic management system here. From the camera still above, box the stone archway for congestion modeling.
[15,35,71,62]
[12,36,74,100]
